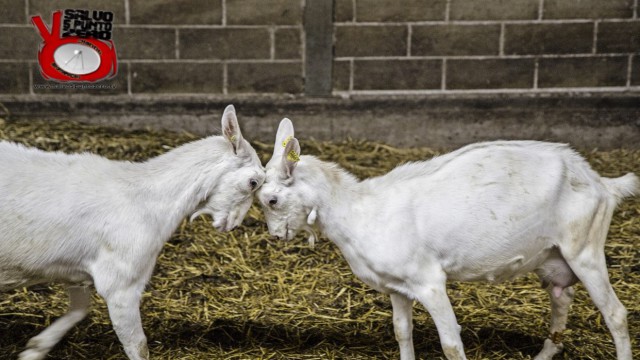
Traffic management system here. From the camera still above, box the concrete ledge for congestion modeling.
[0,92,638,149]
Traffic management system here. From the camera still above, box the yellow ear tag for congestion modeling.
[282,135,293,148]
[287,150,300,162]
[230,135,237,142]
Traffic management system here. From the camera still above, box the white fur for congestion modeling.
[258,119,639,360]
[0,105,265,360]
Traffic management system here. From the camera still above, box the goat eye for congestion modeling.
[249,179,258,190]
[269,197,278,206]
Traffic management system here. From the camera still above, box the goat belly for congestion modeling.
[383,145,579,282]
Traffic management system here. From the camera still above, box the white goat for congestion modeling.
[258,119,639,360]
[0,105,265,360]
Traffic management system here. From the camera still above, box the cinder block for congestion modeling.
[0,27,40,60]
[226,0,302,25]
[275,28,302,59]
[632,58,640,85]
[227,62,303,93]
[544,0,633,19]
[130,0,221,25]
[335,0,354,22]
[112,28,175,60]
[0,63,30,94]
[335,25,407,57]
[450,0,538,20]
[0,0,26,23]
[538,57,628,87]
[180,28,270,59]
[412,24,500,56]
[355,0,446,22]
[32,63,126,95]
[353,59,441,90]
[597,21,640,53]
[447,59,534,89]
[131,62,223,93]
[332,60,351,90]
[505,23,593,55]
[30,0,126,24]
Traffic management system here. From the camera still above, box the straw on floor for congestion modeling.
[0,119,637,359]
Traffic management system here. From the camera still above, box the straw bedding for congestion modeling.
[0,118,637,359]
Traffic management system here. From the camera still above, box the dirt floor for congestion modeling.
[0,119,638,359]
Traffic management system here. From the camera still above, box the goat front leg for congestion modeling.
[93,262,150,360]
[390,293,415,360]
[102,285,149,360]
[19,286,91,360]
[534,286,575,360]
[414,269,467,360]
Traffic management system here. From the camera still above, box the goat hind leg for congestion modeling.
[19,286,91,360]
[566,251,631,360]
[534,285,575,360]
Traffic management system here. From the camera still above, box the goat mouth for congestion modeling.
[213,216,228,232]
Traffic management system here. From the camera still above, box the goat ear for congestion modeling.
[280,136,300,179]
[273,118,294,158]
[221,104,243,154]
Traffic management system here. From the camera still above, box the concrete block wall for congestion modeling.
[0,0,304,95]
[333,0,640,93]
[0,0,638,96]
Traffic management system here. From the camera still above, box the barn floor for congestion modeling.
[0,119,638,359]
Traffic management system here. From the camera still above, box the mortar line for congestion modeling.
[0,24,36,28]
[107,24,301,29]
[445,0,451,22]
[222,0,227,26]
[300,0,307,79]
[269,27,276,60]
[538,0,544,21]
[334,19,597,26]
[352,0,357,22]
[333,53,630,61]
[499,23,505,56]
[175,28,180,59]
[0,59,33,63]
[223,62,228,95]
[0,60,37,63]
[334,86,640,96]
[538,0,544,20]
[124,0,130,25]
[407,24,412,56]
[119,59,302,64]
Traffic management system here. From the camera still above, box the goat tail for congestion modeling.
[603,172,639,201]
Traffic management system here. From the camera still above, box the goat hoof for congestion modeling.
[20,336,52,360]
[19,348,47,360]
[533,338,563,360]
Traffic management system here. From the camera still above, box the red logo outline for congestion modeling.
[32,10,117,82]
